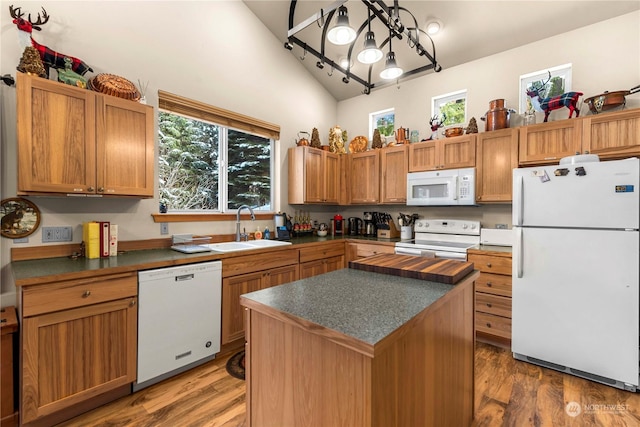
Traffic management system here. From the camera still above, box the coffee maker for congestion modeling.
[363,212,376,236]
[347,217,362,235]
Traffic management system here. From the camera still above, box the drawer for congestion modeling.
[476,312,511,339]
[476,272,512,297]
[475,293,511,318]
[223,248,299,277]
[468,253,511,275]
[299,243,345,263]
[22,272,137,317]
[353,243,395,258]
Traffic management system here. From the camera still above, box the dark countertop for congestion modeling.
[241,268,476,347]
[11,235,400,286]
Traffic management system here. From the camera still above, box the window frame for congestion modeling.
[155,90,279,219]
[369,107,395,141]
[431,89,467,128]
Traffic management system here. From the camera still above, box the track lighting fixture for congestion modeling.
[286,1,441,94]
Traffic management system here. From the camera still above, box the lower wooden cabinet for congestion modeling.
[20,273,138,425]
[299,242,345,279]
[346,241,396,262]
[468,250,512,348]
[221,249,300,345]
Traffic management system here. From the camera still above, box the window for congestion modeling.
[369,108,395,140]
[519,63,572,113]
[432,90,467,127]
[158,91,279,212]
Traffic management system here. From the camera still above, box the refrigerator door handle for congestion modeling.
[513,175,524,226]
[516,227,523,278]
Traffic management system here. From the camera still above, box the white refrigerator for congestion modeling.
[512,157,639,391]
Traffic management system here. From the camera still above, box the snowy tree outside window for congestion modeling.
[158,111,273,212]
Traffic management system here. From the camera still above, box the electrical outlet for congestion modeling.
[160,223,169,235]
[42,226,73,242]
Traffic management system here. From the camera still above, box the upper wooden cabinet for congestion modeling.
[582,109,640,160]
[475,128,518,203]
[380,145,408,204]
[518,119,582,165]
[348,150,380,204]
[518,108,640,166]
[16,73,154,197]
[408,135,476,172]
[288,146,340,204]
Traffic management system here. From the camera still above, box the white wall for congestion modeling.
[0,0,338,305]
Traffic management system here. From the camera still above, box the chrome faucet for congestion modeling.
[236,205,256,241]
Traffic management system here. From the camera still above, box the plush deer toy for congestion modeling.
[10,5,93,77]
[526,72,582,122]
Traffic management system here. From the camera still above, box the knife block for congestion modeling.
[377,221,400,239]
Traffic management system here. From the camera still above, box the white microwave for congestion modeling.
[407,168,476,206]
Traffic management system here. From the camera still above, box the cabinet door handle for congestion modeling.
[98,187,105,193]
[130,299,136,306]
[486,263,492,268]
[82,290,91,298]
[87,186,95,192]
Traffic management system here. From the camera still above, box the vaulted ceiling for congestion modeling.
[244,1,640,101]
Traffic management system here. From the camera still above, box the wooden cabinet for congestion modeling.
[475,128,518,203]
[299,242,345,279]
[16,73,154,197]
[288,146,340,204]
[221,249,299,344]
[1,307,18,427]
[519,108,640,166]
[348,150,380,204]
[468,250,512,348]
[380,145,408,204]
[346,241,396,263]
[408,135,476,172]
[582,108,640,159]
[20,273,138,425]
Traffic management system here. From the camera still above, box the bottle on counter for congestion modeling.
[264,227,270,240]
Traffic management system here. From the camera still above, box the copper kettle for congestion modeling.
[395,127,409,144]
[296,131,310,146]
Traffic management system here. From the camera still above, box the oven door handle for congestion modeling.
[433,251,467,260]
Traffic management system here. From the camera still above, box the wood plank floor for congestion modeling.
[57,343,640,427]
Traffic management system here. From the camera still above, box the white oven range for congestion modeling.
[394,219,480,260]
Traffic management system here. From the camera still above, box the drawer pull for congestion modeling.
[82,290,91,298]
[486,282,492,287]
[486,303,492,308]
[486,263,492,268]
[486,323,492,328]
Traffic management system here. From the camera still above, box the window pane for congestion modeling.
[433,91,467,127]
[373,111,395,137]
[158,111,219,210]
[227,130,272,211]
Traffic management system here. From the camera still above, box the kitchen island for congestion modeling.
[240,267,479,427]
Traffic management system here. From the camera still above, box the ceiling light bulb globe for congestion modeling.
[426,20,442,35]
[379,52,403,79]
[357,32,383,64]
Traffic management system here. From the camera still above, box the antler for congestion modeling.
[28,7,49,28]
[9,5,24,19]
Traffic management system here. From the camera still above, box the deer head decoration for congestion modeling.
[526,71,583,122]
[9,5,93,77]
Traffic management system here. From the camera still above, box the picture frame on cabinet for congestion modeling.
[1,197,41,239]
[519,63,572,113]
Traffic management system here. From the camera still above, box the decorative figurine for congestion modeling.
[10,5,93,77]
[16,46,46,77]
[57,57,87,88]
[427,114,444,140]
[465,117,478,134]
[329,125,346,154]
[371,129,384,149]
[310,127,321,148]
[525,71,582,122]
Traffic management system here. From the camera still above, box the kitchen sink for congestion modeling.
[204,240,292,253]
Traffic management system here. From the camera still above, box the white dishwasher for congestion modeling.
[134,261,222,391]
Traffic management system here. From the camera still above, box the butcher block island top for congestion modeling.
[240,262,479,427]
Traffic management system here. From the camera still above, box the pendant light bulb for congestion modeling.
[357,32,384,64]
[379,51,403,80]
[327,6,357,45]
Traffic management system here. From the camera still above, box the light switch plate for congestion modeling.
[160,223,169,235]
